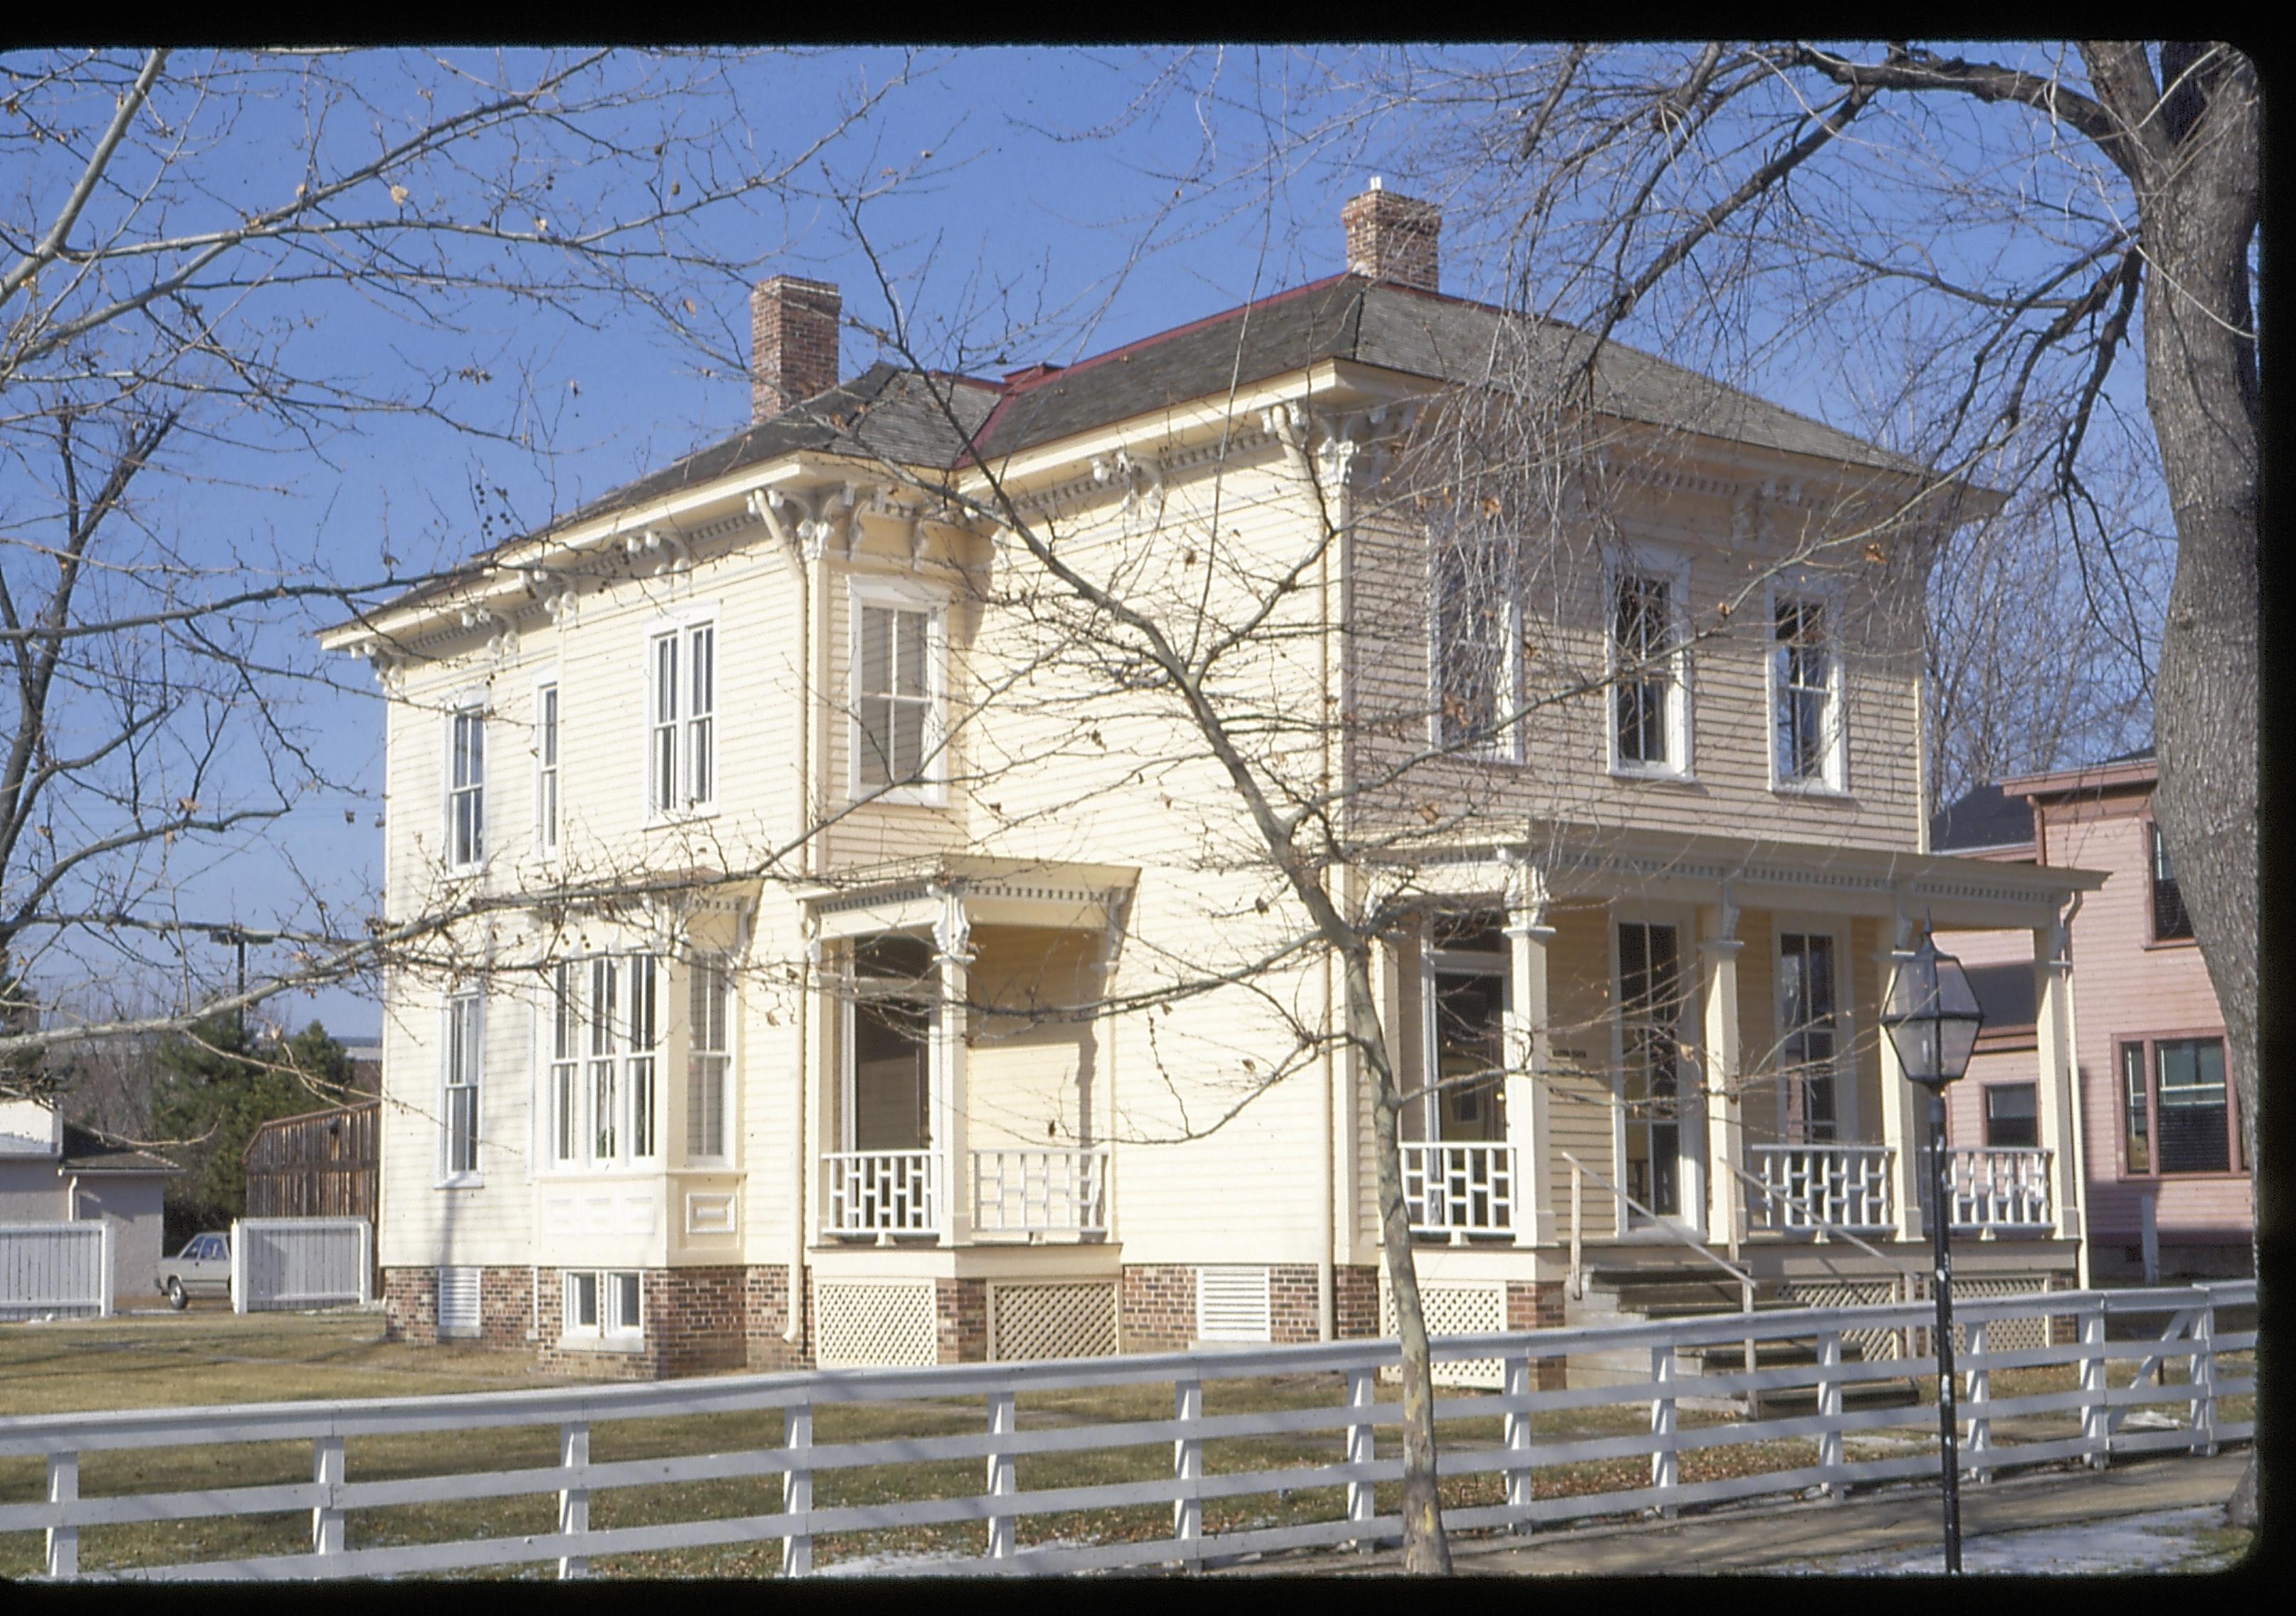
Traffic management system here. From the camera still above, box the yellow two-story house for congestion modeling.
[322,186,2103,1379]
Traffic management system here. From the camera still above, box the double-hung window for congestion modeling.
[2149,824,2193,941]
[2120,1036,2238,1175]
[588,957,618,1160]
[550,963,580,1164]
[648,622,717,815]
[1608,557,1690,775]
[1770,593,1842,790]
[547,954,662,1169]
[563,1269,641,1342]
[687,958,732,1162]
[1429,532,1519,757]
[442,990,483,1179]
[852,586,944,797]
[448,707,486,867]
[1777,931,1840,1142]
[626,954,658,1160]
[534,682,559,854]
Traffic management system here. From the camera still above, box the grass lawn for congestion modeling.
[0,1312,2252,1579]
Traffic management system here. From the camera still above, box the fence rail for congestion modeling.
[0,1281,2251,1581]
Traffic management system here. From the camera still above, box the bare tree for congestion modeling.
[0,47,921,1084]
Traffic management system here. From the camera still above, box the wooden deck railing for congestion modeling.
[0,1281,2252,1581]
[1402,1143,1516,1238]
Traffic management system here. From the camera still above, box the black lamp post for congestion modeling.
[1881,927,1985,1575]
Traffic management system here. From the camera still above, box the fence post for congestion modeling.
[1173,1377,1203,1569]
[312,1434,345,1557]
[782,1403,813,1576]
[230,1217,248,1315]
[1648,1345,1678,1515]
[1816,1330,1845,1501]
[986,1390,1017,1559]
[1965,1320,1993,1484]
[2079,1303,2108,1469]
[45,1452,77,1580]
[1344,1367,1376,1551]
[2188,1304,2218,1458]
[1503,1353,1533,1531]
[558,1421,590,1579]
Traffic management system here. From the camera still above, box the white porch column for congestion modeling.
[2035,911,2083,1246]
[1876,933,1926,1242]
[1503,858,1557,1247]
[1699,901,1745,1253]
[933,889,974,1247]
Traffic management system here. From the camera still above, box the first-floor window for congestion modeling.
[627,954,658,1160]
[1778,931,1839,1142]
[443,990,482,1177]
[563,1269,642,1338]
[590,956,618,1160]
[2121,1036,2236,1175]
[687,958,731,1160]
[551,963,579,1163]
[544,953,666,1168]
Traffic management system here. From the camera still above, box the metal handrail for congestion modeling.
[1729,1162,1918,1278]
[1558,1151,1754,1296]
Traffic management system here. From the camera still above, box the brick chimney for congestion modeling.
[1341,179,1440,293]
[750,274,841,422]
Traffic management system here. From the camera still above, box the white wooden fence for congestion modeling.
[229,1219,372,1314]
[0,1281,2251,1581]
[0,1223,111,1320]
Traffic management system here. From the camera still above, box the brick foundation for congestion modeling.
[1121,1264,1198,1351]
[1506,1279,1569,1388]
[743,1263,812,1370]
[1334,1264,1380,1337]
[935,1276,989,1363]
[1268,1264,1320,1344]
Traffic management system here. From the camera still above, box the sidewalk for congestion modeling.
[1230,1450,2251,1576]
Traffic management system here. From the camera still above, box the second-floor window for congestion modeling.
[449,707,485,866]
[1610,568,1687,773]
[1771,595,1840,789]
[855,597,940,792]
[2150,823,2193,941]
[648,623,717,815]
[2121,1036,2237,1176]
[535,683,559,853]
[1430,534,1518,756]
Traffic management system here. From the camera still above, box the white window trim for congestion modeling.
[1604,545,1695,781]
[1772,916,1858,1143]
[532,673,561,860]
[540,952,673,1173]
[847,576,950,807]
[643,609,720,825]
[439,988,484,1188]
[559,1268,644,1350]
[443,691,489,872]
[1764,577,1850,795]
[1426,532,1523,763]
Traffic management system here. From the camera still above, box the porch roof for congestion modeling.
[1397,826,2106,930]
[797,855,1138,941]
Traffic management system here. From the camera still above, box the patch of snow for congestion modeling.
[1777,1505,2229,1576]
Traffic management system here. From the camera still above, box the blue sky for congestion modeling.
[38,45,2160,1041]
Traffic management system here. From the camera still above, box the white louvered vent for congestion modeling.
[437,1266,480,1337]
[1195,1266,1272,1343]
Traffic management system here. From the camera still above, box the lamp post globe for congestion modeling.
[1881,928,1984,1575]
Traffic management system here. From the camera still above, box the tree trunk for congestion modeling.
[1344,942,1453,1573]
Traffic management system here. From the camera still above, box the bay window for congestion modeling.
[687,958,731,1161]
[544,953,672,1169]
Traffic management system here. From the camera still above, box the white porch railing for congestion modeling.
[1,1281,2251,1581]
[1939,1147,2054,1232]
[970,1149,1108,1238]
[1403,1143,1516,1237]
[1747,1145,1896,1235]
[824,1151,938,1237]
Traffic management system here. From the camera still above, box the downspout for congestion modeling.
[1316,426,1350,1343]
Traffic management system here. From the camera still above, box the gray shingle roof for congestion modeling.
[60,1121,180,1174]
[1930,783,2035,854]
[372,274,1927,617]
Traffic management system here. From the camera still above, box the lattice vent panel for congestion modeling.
[1380,1279,1506,1388]
[815,1280,938,1368]
[1775,1279,1907,1362]
[989,1281,1118,1362]
[1923,1275,2057,1356]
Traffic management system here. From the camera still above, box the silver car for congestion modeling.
[156,1231,231,1308]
